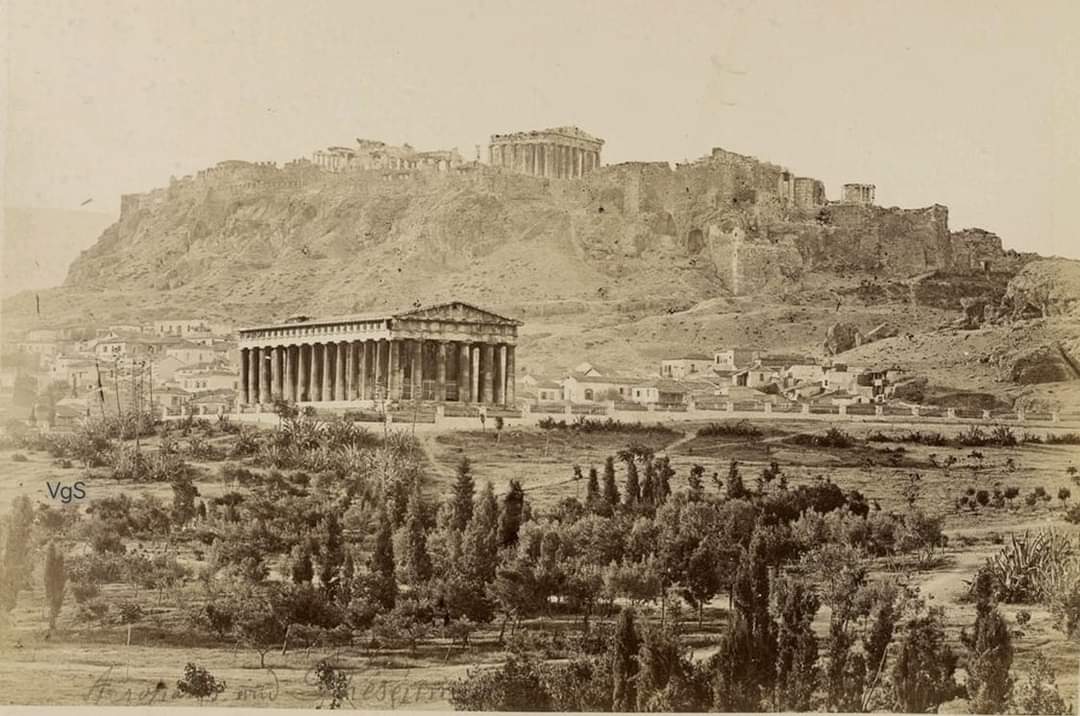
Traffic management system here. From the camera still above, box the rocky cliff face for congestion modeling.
[56,151,1025,326]
[1002,258,1080,318]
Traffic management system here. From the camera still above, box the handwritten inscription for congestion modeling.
[85,658,450,708]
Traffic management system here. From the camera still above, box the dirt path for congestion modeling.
[916,548,990,604]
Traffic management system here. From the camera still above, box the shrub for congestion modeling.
[11,453,28,462]
[1010,653,1070,715]
[790,428,854,449]
[176,662,226,702]
[1045,433,1080,445]
[1065,505,1080,524]
[313,659,351,709]
[70,580,100,604]
[116,601,144,624]
[78,598,110,621]
[696,421,762,440]
[219,463,259,486]
[538,416,675,435]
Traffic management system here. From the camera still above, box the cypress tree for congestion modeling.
[688,464,705,501]
[725,460,748,501]
[497,479,526,548]
[451,457,475,531]
[585,467,601,508]
[612,608,641,711]
[44,542,66,630]
[0,496,34,613]
[962,598,1013,713]
[319,512,345,594]
[368,508,397,609]
[771,575,820,711]
[656,456,675,503]
[401,486,432,587]
[463,482,499,584]
[290,544,314,583]
[641,460,657,507]
[602,456,620,506]
[623,460,640,507]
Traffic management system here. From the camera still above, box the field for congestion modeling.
[0,416,1078,710]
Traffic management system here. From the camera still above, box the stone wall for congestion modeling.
[812,203,952,274]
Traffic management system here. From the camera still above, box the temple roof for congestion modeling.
[238,301,522,333]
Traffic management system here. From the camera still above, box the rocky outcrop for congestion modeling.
[1002,258,1080,319]
[865,322,899,342]
[959,297,999,329]
[824,321,865,355]
[1010,342,1080,384]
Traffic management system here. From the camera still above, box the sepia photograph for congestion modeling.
[1,0,1079,711]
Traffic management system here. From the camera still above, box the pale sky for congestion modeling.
[4,0,1079,259]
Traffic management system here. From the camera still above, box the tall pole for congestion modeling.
[148,359,154,419]
[132,358,141,477]
[113,356,122,423]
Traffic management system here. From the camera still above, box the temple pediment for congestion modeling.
[394,302,522,326]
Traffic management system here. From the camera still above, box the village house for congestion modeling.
[94,334,178,358]
[732,365,781,389]
[49,356,98,391]
[659,353,714,379]
[713,348,759,372]
[149,354,187,385]
[632,377,725,406]
[190,389,235,415]
[165,340,221,366]
[15,338,65,360]
[152,318,213,337]
[519,374,564,403]
[175,365,240,394]
[155,386,192,415]
[822,363,867,395]
[561,372,640,403]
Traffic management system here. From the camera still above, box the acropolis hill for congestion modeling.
[5,128,1077,410]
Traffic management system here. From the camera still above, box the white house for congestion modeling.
[713,349,759,372]
[659,354,714,379]
[561,372,641,403]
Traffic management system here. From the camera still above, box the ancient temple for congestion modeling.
[237,302,520,407]
[489,126,603,179]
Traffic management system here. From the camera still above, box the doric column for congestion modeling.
[348,342,359,400]
[259,347,271,402]
[482,343,495,405]
[458,342,471,402]
[471,344,481,403]
[321,342,332,402]
[506,344,516,406]
[335,342,346,401]
[283,346,294,402]
[297,343,308,402]
[375,339,386,401]
[495,344,506,405]
[310,344,321,402]
[388,340,400,400]
[358,341,368,400]
[247,348,260,404]
[436,342,448,402]
[270,346,282,400]
[239,348,250,404]
[411,340,423,401]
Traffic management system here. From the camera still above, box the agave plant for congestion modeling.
[282,414,324,451]
[972,529,1079,603]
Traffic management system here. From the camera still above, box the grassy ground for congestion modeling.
[1,419,1078,708]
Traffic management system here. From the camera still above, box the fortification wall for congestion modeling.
[812,203,953,275]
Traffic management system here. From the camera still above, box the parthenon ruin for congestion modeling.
[489,126,603,179]
[237,302,520,408]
